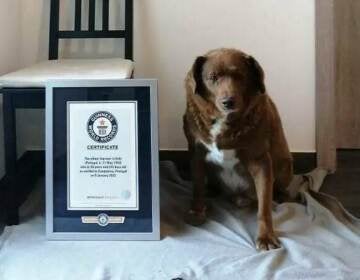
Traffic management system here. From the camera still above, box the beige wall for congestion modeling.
[134,0,315,152]
[2,0,316,168]
[0,0,21,177]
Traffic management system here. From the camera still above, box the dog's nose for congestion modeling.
[222,98,235,110]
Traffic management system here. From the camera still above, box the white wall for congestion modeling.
[0,0,21,177]
[2,0,315,164]
[134,0,315,152]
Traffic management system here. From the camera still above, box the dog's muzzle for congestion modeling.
[222,98,235,110]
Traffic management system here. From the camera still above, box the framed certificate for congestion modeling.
[45,80,159,240]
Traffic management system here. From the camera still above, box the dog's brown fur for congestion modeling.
[183,48,293,250]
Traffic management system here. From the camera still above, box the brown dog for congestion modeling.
[183,48,293,250]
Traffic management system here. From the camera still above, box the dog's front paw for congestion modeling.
[256,233,281,251]
[184,207,207,226]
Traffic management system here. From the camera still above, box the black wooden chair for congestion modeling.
[0,0,134,225]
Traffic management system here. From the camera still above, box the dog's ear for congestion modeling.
[188,56,207,95]
[247,56,265,94]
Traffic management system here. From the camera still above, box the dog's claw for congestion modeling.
[184,208,207,226]
[256,234,281,251]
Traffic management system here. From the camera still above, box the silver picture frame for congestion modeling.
[45,79,160,240]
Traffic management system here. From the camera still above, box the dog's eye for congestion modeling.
[208,73,218,82]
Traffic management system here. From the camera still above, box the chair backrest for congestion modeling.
[49,0,133,60]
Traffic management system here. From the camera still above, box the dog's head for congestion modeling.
[187,48,265,115]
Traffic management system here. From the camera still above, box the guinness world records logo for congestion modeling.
[87,111,118,143]
[97,213,109,227]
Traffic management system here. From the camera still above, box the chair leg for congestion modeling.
[2,92,19,225]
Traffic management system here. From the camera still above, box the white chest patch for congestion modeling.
[202,119,249,193]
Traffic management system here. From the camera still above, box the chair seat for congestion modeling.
[0,58,134,88]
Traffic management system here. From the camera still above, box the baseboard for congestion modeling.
[160,150,317,175]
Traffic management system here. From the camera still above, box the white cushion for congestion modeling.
[0,58,134,88]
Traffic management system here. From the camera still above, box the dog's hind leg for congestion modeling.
[184,144,208,226]
[273,158,295,202]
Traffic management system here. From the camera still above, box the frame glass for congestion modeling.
[45,79,159,240]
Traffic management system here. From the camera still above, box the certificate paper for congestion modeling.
[67,101,138,210]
